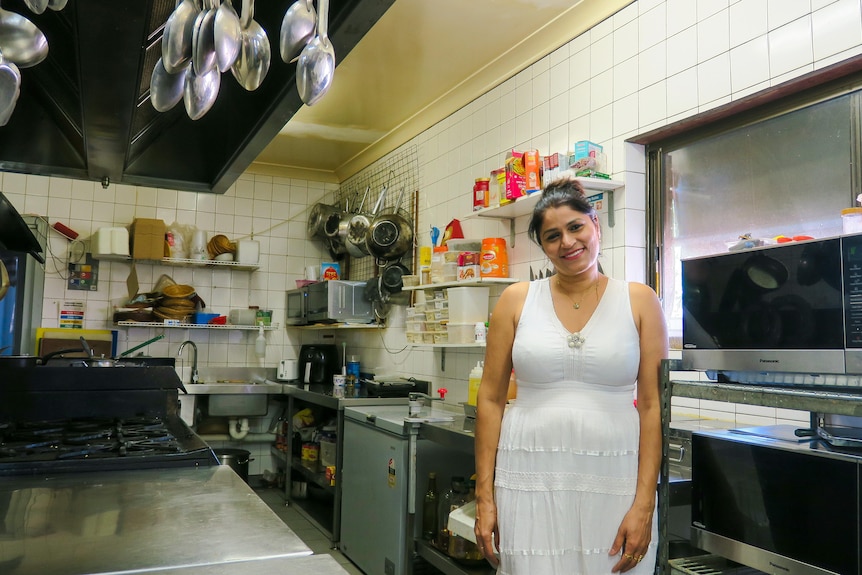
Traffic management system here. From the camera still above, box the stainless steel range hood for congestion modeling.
[0,0,393,194]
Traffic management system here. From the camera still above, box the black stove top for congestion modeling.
[0,366,218,476]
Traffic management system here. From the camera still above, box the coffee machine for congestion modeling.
[298,344,339,386]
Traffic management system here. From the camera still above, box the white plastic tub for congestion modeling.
[447,286,490,324]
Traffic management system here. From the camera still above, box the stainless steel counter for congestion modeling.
[418,412,476,454]
[142,554,350,574]
[0,466,312,575]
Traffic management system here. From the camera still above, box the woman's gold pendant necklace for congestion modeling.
[558,277,598,310]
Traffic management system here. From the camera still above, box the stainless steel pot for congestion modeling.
[380,260,410,294]
[366,188,413,263]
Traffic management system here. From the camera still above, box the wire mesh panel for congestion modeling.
[336,145,418,281]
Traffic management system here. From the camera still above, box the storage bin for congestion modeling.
[319,435,337,467]
[447,322,477,344]
[448,286,490,324]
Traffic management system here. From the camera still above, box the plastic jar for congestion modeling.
[480,237,508,278]
[430,246,448,283]
[473,178,490,211]
[842,207,862,235]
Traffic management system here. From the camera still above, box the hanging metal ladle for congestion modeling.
[296,0,334,105]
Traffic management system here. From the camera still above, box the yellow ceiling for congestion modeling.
[250,0,632,183]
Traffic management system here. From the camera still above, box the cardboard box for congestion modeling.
[573,140,603,160]
[503,151,526,203]
[524,149,541,193]
[321,262,341,280]
[129,218,166,260]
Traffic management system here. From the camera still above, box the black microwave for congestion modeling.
[692,429,860,575]
[682,233,862,377]
[285,280,373,326]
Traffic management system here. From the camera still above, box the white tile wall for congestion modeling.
[6,0,858,426]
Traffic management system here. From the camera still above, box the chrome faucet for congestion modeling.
[177,340,199,384]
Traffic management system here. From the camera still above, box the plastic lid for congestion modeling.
[843,207,862,215]
[433,246,448,252]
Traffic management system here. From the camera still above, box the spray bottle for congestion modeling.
[254,323,266,359]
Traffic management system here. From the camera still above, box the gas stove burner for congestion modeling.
[0,416,201,465]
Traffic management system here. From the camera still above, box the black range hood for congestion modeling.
[0,191,43,262]
[0,0,393,194]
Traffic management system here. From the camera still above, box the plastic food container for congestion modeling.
[447,322,476,344]
[448,286,490,324]
[192,312,219,325]
[842,207,862,234]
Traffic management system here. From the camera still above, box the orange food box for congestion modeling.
[524,149,541,193]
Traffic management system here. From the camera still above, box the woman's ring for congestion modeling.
[636,555,644,562]
[623,553,634,560]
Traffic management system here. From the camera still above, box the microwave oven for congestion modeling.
[692,429,860,575]
[285,280,373,326]
[682,233,862,378]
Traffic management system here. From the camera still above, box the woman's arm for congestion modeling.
[611,282,668,573]
[474,282,526,567]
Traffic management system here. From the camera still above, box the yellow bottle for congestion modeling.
[467,361,483,406]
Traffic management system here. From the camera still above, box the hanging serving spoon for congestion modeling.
[279,0,316,63]
[0,52,21,126]
[213,0,241,72]
[150,57,187,112]
[46,0,67,11]
[296,0,334,105]
[183,59,220,120]
[21,0,47,15]
[191,0,217,75]
[230,0,270,91]
[0,6,48,68]
[162,0,199,74]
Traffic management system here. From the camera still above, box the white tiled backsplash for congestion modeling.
[7,0,853,429]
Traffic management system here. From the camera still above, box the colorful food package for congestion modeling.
[490,168,504,208]
[320,262,341,280]
[503,151,526,204]
[524,149,542,193]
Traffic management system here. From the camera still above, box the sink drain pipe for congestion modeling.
[228,417,250,440]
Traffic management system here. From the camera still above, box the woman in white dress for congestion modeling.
[474,177,667,574]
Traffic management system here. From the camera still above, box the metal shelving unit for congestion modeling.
[115,321,279,330]
[93,254,260,271]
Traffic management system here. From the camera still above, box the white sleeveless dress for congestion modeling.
[495,277,657,574]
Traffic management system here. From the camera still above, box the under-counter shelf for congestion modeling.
[115,321,279,330]
[93,254,260,271]
[403,278,518,291]
[415,539,494,575]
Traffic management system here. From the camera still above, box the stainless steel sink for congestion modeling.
[181,367,283,395]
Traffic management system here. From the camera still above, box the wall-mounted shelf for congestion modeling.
[93,255,260,271]
[462,176,624,246]
[115,321,279,330]
[403,278,518,291]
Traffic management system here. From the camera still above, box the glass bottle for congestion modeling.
[422,472,438,541]
[437,475,464,552]
[447,477,469,560]
[463,476,484,560]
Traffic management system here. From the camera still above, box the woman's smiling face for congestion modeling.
[539,205,601,273]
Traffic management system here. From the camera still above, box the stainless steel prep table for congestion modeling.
[138,553,350,574]
[0,465,312,575]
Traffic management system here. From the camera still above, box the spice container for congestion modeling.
[473,178,490,211]
[430,246,448,284]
